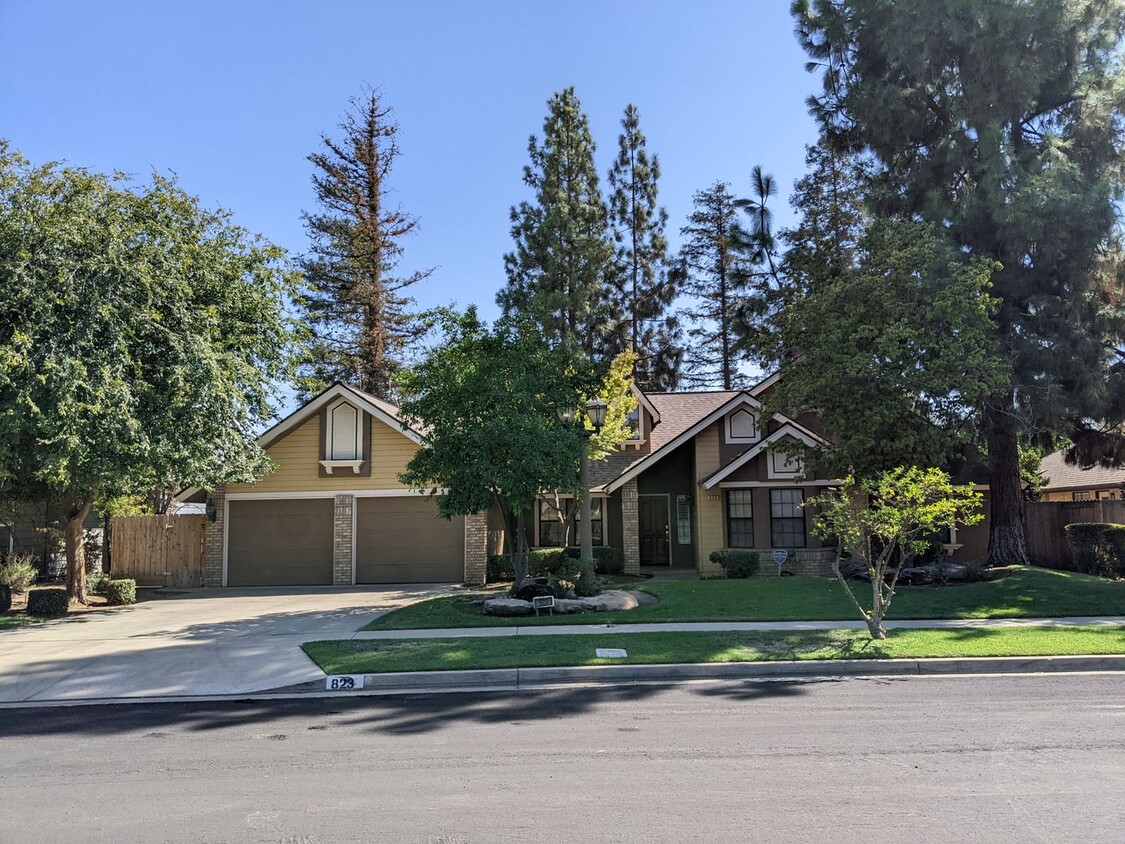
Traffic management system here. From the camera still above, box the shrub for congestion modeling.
[0,585,10,613]
[27,588,69,616]
[103,578,137,605]
[88,571,110,596]
[487,555,515,583]
[709,549,761,579]
[0,554,38,593]
[573,558,601,597]
[1065,523,1125,579]
[529,547,571,577]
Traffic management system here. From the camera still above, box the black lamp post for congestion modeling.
[559,399,608,562]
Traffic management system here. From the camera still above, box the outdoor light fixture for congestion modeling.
[585,398,608,430]
[205,496,217,523]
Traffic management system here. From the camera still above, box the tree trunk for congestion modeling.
[866,618,887,640]
[65,501,92,603]
[985,402,1031,567]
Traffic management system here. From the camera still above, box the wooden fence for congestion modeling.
[1026,500,1125,569]
[109,514,205,587]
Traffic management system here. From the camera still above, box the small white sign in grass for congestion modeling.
[595,648,628,659]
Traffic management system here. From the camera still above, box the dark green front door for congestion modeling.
[639,495,670,565]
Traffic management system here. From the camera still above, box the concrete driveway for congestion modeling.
[0,585,453,703]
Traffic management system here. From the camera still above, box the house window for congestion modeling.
[538,498,604,547]
[726,490,754,548]
[626,407,642,440]
[327,401,361,460]
[1072,491,1094,501]
[576,498,604,546]
[770,489,806,548]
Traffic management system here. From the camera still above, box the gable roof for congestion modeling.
[1040,448,1125,492]
[259,383,422,448]
[699,423,826,489]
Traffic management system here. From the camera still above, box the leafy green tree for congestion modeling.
[793,0,1125,565]
[809,468,983,639]
[678,181,750,389]
[0,145,302,601]
[605,105,682,389]
[588,349,639,461]
[300,87,431,399]
[498,88,615,356]
[397,310,587,589]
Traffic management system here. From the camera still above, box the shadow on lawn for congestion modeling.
[0,679,815,738]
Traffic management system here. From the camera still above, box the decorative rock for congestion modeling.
[630,590,659,606]
[553,598,597,614]
[582,590,641,612]
[483,598,534,616]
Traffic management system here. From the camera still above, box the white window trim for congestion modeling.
[767,448,804,480]
[326,400,360,472]
[725,408,760,444]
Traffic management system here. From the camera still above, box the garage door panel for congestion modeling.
[356,497,463,583]
[227,499,333,586]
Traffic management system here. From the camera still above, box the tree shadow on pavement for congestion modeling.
[0,679,813,738]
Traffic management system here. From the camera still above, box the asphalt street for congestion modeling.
[1,674,1122,843]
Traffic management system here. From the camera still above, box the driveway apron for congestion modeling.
[0,586,452,703]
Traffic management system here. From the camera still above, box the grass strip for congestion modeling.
[306,625,1125,674]
[362,567,1125,631]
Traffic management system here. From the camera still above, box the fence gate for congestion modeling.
[1026,500,1125,568]
[109,514,205,588]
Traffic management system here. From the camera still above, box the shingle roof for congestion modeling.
[587,391,740,490]
[1040,448,1125,491]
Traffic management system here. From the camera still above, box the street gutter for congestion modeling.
[2,654,1124,709]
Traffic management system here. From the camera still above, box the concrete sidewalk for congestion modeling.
[346,616,1125,640]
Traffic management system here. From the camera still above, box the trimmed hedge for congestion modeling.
[103,579,137,606]
[709,549,761,579]
[1065,523,1125,579]
[27,588,69,616]
[488,546,625,582]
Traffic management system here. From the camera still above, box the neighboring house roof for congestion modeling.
[699,423,827,489]
[1040,448,1125,492]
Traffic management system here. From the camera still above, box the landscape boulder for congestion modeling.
[483,598,534,617]
[582,590,640,612]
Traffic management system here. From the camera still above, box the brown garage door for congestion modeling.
[226,498,333,586]
[355,497,463,583]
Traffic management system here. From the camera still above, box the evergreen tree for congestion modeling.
[679,181,750,390]
[605,104,682,390]
[498,88,615,355]
[299,87,431,400]
[794,0,1125,565]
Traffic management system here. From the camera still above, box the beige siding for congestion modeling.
[694,423,724,575]
[228,415,419,493]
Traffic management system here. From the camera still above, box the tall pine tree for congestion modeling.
[299,87,431,400]
[498,88,614,355]
[605,104,682,390]
[679,181,750,390]
[794,0,1125,565]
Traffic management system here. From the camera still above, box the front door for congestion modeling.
[639,495,670,565]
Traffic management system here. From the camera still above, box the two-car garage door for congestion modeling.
[225,496,464,586]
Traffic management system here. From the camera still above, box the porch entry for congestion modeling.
[639,494,670,565]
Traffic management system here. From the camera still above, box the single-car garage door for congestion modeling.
[226,498,334,586]
[355,497,464,583]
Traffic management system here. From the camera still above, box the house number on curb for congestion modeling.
[325,674,365,691]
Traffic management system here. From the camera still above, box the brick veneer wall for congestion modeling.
[621,479,640,575]
[464,512,488,585]
[202,486,225,587]
[333,494,354,585]
[744,548,835,578]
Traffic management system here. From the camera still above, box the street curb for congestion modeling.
[357,654,1125,691]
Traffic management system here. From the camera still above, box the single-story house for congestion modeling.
[179,374,992,588]
[1039,448,1125,502]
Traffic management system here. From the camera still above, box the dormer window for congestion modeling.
[726,408,760,444]
[321,400,364,474]
[626,407,642,440]
[767,448,803,479]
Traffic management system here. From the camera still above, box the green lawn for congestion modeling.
[362,566,1125,631]
[0,614,42,630]
[305,625,1125,674]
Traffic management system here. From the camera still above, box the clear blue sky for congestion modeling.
[1,0,821,322]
